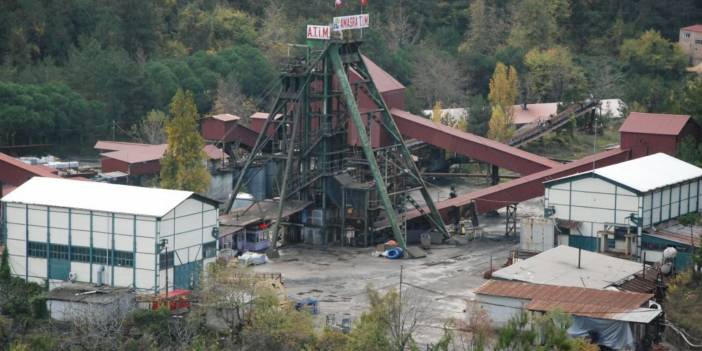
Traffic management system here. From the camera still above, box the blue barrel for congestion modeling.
[386,247,404,259]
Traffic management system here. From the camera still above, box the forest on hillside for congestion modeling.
[1,0,702,155]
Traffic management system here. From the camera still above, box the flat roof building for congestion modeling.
[1,177,219,292]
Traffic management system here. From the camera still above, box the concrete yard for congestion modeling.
[249,203,534,345]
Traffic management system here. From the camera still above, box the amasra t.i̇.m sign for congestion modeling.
[332,14,369,31]
[307,25,331,40]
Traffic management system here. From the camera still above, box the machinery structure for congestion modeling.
[223,41,448,251]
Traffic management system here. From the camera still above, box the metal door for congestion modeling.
[49,258,70,280]
[174,261,201,290]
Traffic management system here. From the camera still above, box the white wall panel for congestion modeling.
[9,255,26,277]
[92,232,110,249]
[111,267,133,287]
[70,262,91,283]
[204,209,217,227]
[570,177,616,193]
[547,189,570,205]
[136,217,156,237]
[175,213,202,234]
[189,245,202,261]
[549,182,570,190]
[176,198,203,216]
[571,192,615,208]
[92,212,110,233]
[616,194,639,212]
[71,229,90,246]
[114,215,134,235]
[28,225,46,242]
[28,206,47,226]
[135,253,154,270]
[571,206,613,224]
[136,270,155,290]
[6,204,26,224]
[49,209,69,229]
[6,223,25,240]
[51,228,69,245]
[27,257,46,278]
[7,239,25,258]
[136,237,155,254]
[114,234,132,251]
[175,229,202,250]
[552,204,570,219]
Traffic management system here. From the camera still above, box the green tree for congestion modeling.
[467,95,492,137]
[0,246,9,282]
[130,110,168,144]
[678,136,702,167]
[619,30,688,112]
[524,46,586,102]
[160,89,210,193]
[459,0,503,56]
[508,0,571,50]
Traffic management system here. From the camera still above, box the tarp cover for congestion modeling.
[567,316,634,350]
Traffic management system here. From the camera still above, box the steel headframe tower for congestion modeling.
[224,40,448,252]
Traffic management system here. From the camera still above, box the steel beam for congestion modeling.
[329,45,408,249]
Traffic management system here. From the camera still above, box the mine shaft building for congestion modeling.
[544,153,702,255]
[1,177,219,292]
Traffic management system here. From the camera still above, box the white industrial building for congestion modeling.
[0,177,219,292]
[544,153,702,254]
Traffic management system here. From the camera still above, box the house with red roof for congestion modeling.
[679,24,702,65]
[619,112,700,158]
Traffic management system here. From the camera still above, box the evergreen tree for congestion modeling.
[160,89,211,193]
[0,245,10,282]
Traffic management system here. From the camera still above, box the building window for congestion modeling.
[696,39,702,45]
[203,241,217,258]
[159,251,174,270]
[70,246,91,262]
[93,248,109,264]
[685,32,691,38]
[27,242,47,257]
[113,251,134,267]
[49,244,69,260]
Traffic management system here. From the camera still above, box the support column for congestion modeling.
[491,165,500,186]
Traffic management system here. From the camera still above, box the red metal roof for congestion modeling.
[0,152,61,179]
[512,103,559,125]
[96,141,225,165]
[619,112,692,136]
[475,280,653,319]
[250,112,283,120]
[212,114,240,122]
[682,24,702,33]
[203,144,228,160]
[362,55,405,93]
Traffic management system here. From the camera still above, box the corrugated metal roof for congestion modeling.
[0,152,61,179]
[492,245,644,289]
[94,140,154,152]
[475,280,659,322]
[575,153,702,193]
[682,24,702,33]
[1,177,200,217]
[619,112,691,135]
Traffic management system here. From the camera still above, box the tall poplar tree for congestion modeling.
[160,89,211,193]
[487,63,518,142]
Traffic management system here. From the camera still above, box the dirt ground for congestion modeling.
[250,193,545,346]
